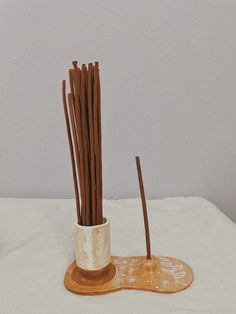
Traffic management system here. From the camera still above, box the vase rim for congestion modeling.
[74,217,109,229]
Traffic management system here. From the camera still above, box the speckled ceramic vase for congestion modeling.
[74,218,111,270]
[73,218,116,285]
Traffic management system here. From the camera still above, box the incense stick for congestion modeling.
[87,63,96,225]
[81,65,91,225]
[135,156,152,259]
[94,62,103,224]
[71,67,86,225]
[62,81,80,224]
[96,62,103,221]
[67,93,83,223]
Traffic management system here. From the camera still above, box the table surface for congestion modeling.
[0,197,235,314]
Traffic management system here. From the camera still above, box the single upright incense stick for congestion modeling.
[135,156,152,260]
[87,63,96,225]
[96,62,103,221]
[62,81,80,224]
[81,65,91,225]
[94,62,103,224]
[71,66,86,224]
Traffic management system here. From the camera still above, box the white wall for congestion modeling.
[0,0,236,221]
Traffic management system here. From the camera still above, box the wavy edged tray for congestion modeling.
[64,255,194,295]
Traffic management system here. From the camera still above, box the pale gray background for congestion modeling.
[0,0,236,221]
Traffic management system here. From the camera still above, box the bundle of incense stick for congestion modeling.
[62,61,103,226]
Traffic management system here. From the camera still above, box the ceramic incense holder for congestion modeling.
[62,60,194,295]
[64,215,194,295]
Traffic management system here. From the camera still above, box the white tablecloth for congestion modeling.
[0,197,235,314]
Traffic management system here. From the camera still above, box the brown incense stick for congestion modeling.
[84,65,93,225]
[81,65,91,225]
[71,67,86,225]
[96,62,103,217]
[67,93,83,223]
[94,62,103,224]
[135,156,152,260]
[87,63,96,225]
[62,81,80,224]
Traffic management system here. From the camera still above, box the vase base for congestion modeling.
[71,263,116,286]
[64,255,194,295]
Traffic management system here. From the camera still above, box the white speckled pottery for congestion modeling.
[74,218,111,271]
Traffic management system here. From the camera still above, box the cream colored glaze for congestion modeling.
[74,218,111,271]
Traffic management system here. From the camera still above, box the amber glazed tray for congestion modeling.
[64,255,194,295]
